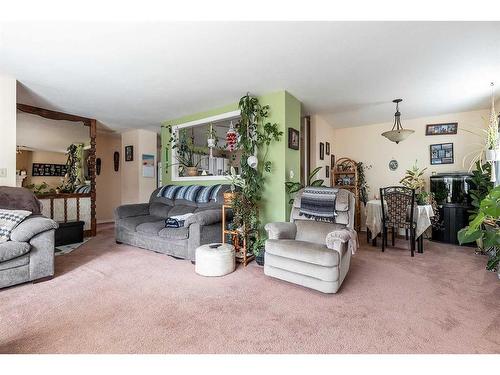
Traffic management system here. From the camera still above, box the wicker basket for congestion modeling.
[223,191,238,205]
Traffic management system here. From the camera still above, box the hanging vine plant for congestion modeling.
[231,93,283,255]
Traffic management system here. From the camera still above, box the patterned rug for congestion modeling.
[55,238,91,256]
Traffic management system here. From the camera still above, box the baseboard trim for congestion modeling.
[97,219,115,224]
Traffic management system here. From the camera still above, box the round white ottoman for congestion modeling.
[195,243,235,277]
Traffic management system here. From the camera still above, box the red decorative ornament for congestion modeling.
[226,121,237,152]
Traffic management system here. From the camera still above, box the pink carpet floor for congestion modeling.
[1,224,499,354]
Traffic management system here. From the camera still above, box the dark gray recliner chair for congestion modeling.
[0,187,58,289]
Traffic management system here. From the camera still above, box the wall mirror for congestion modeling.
[170,110,242,181]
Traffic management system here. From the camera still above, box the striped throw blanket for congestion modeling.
[299,187,338,222]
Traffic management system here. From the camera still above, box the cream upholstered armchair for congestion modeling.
[264,188,356,294]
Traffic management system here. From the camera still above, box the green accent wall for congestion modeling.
[161,90,301,224]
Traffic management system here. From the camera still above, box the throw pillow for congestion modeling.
[0,209,32,243]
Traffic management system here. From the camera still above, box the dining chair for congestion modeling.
[379,186,416,257]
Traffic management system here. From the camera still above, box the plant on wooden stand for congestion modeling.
[231,93,283,260]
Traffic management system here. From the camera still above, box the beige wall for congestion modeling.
[310,114,336,186]
[121,129,157,204]
[16,150,67,189]
[96,132,122,223]
[327,109,489,200]
[0,75,16,186]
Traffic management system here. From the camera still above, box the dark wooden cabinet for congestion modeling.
[431,204,471,245]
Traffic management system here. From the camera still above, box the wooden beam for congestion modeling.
[17,103,92,125]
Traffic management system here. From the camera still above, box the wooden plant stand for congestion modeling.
[331,157,361,231]
[221,204,255,266]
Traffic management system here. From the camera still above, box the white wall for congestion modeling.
[310,114,335,186]
[327,109,489,200]
[121,129,158,204]
[0,75,16,186]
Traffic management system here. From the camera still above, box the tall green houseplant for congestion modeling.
[232,94,283,255]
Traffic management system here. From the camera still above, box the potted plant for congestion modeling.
[207,123,217,148]
[285,166,325,205]
[231,93,283,260]
[399,160,427,204]
[165,126,202,176]
[458,186,500,278]
[224,166,245,204]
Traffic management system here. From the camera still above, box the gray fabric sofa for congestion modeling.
[0,187,58,289]
[114,185,231,261]
[264,188,356,294]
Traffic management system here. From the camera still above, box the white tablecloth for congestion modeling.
[365,200,434,240]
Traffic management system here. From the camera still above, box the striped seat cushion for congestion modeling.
[196,184,222,203]
[174,185,203,202]
[74,185,91,194]
[157,185,182,200]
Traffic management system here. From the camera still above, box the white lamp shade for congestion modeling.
[381,129,415,144]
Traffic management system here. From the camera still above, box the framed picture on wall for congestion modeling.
[326,142,330,155]
[142,154,155,178]
[288,128,300,150]
[125,145,134,161]
[426,122,458,135]
[319,142,325,160]
[325,165,330,178]
[430,143,454,165]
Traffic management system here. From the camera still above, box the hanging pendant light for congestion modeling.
[381,99,414,144]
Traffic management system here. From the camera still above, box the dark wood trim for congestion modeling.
[17,103,92,125]
[36,193,91,199]
[89,119,97,237]
[50,198,54,219]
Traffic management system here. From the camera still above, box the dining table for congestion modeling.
[365,199,434,252]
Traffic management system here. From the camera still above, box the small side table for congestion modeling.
[221,204,254,266]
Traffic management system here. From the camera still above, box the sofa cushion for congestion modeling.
[149,202,172,218]
[295,220,345,246]
[184,209,222,227]
[168,205,196,217]
[0,253,29,271]
[157,185,182,200]
[136,221,166,235]
[118,215,162,232]
[196,185,222,203]
[0,186,42,214]
[0,241,31,262]
[158,226,189,240]
[10,215,58,243]
[265,239,339,267]
[174,185,203,202]
[0,209,32,243]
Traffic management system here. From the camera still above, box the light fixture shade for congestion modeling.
[381,129,415,144]
[381,98,413,144]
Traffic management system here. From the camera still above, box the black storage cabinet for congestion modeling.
[430,172,473,245]
[55,220,85,246]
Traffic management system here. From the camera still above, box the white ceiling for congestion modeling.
[1,21,499,132]
[17,112,90,153]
